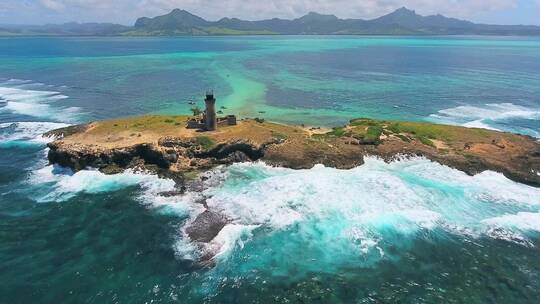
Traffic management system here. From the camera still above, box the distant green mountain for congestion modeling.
[2,7,540,36]
[129,7,540,36]
[0,22,130,36]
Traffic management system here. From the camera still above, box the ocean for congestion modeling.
[1,36,540,303]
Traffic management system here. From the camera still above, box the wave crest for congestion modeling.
[0,80,80,122]
[429,102,540,137]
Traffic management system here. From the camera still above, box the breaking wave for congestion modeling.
[197,158,540,274]
[25,157,540,276]
[30,165,171,201]
[482,212,540,233]
[28,165,203,218]
[0,80,80,122]
[429,103,540,137]
[0,121,69,148]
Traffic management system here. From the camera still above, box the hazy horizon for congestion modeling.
[1,0,539,26]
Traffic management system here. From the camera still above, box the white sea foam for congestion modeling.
[482,212,540,233]
[195,157,540,263]
[30,165,176,203]
[429,103,540,136]
[173,237,200,261]
[25,156,540,268]
[1,79,32,85]
[0,122,70,146]
[210,224,259,260]
[0,82,79,122]
[29,164,205,260]
[30,164,203,217]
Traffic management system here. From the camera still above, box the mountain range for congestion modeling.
[2,7,540,36]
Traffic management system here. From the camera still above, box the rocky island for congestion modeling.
[44,114,540,259]
[46,115,540,186]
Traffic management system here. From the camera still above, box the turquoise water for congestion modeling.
[1,36,540,303]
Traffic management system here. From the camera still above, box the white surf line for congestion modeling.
[0,122,70,144]
[0,80,80,122]
[429,102,540,135]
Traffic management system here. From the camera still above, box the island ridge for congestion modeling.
[45,115,540,187]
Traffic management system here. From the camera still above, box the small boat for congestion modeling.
[258,111,266,114]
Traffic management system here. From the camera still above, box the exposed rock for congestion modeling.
[156,169,185,188]
[198,140,264,161]
[100,164,125,175]
[219,150,251,163]
[158,190,185,197]
[47,142,171,172]
[44,124,90,139]
[41,116,540,266]
[186,210,229,243]
[45,116,540,187]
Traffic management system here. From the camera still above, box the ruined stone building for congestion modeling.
[187,91,237,131]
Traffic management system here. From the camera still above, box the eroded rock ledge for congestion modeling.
[44,115,540,263]
[45,116,540,187]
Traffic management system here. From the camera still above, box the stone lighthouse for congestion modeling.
[204,90,217,131]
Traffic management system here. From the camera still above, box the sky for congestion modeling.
[1,0,539,25]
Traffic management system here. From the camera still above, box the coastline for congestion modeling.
[41,114,540,262]
[45,115,540,187]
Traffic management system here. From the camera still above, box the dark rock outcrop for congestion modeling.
[47,142,172,172]
[198,141,265,161]
[186,210,229,243]
[46,118,540,187]
[44,124,90,139]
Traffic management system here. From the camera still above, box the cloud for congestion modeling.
[35,0,520,21]
[40,0,66,11]
[1,0,530,25]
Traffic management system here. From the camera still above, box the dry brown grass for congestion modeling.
[50,115,540,185]
[61,116,309,148]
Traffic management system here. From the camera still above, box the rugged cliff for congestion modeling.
[46,115,540,187]
[44,115,540,261]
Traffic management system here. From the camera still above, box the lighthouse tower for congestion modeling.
[204,90,217,131]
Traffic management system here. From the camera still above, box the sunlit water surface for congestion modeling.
[1,36,540,303]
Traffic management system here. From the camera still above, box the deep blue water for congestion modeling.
[1,36,540,303]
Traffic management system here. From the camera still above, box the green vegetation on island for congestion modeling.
[3,7,540,36]
[46,115,540,187]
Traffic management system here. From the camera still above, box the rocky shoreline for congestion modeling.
[44,116,540,261]
[46,116,540,186]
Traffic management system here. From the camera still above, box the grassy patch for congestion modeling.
[418,136,435,147]
[271,131,288,140]
[366,125,383,139]
[393,122,453,141]
[310,134,326,141]
[387,123,401,134]
[327,127,348,137]
[314,127,350,139]
[355,125,383,144]
[395,134,411,142]
[350,118,379,127]
[195,136,216,150]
